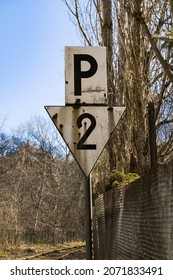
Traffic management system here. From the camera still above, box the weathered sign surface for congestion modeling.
[45,46,125,177]
[45,106,125,177]
[65,46,107,105]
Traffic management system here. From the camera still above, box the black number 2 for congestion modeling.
[77,113,96,150]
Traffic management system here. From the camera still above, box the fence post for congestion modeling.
[148,102,157,169]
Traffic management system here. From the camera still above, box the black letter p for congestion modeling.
[74,54,98,96]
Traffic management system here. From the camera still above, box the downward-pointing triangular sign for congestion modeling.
[45,106,125,177]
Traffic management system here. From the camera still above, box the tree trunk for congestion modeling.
[101,0,116,171]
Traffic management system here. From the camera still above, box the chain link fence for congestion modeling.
[93,162,173,259]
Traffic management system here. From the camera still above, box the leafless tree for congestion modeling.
[0,116,84,244]
[63,0,173,177]
[14,115,71,158]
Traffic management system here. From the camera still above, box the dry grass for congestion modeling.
[0,241,85,260]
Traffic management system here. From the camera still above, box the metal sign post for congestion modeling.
[84,174,92,259]
[45,47,125,259]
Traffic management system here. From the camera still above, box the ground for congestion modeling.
[0,241,85,260]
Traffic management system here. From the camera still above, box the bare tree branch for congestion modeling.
[134,11,173,82]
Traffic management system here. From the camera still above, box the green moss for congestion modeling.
[105,170,140,191]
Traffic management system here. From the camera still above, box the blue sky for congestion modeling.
[0,0,81,133]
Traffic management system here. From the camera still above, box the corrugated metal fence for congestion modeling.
[93,162,173,259]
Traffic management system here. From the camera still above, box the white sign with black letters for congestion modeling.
[45,46,125,177]
[65,47,107,105]
[45,106,125,177]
